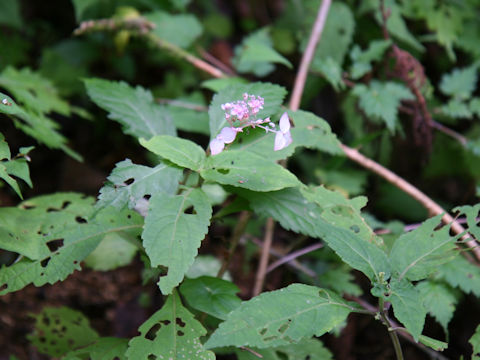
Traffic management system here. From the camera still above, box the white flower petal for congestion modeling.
[279,112,290,133]
[274,131,287,151]
[218,127,237,144]
[284,130,293,147]
[210,138,225,155]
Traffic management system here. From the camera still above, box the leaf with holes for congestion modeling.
[453,204,480,240]
[205,284,354,349]
[142,188,212,294]
[180,276,241,320]
[140,135,206,171]
[201,151,299,192]
[386,277,426,341]
[389,214,459,281]
[28,306,99,358]
[97,159,182,212]
[84,78,176,140]
[0,203,142,295]
[126,291,215,360]
[237,187,390,282]
[209,82,286,140]
[63,337,129,360]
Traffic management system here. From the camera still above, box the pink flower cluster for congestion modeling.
[210,93,293,155]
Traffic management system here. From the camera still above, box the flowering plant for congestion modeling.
[209,93,292,155]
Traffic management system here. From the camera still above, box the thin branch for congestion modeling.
[253,217,275,296]
[196,46,237,76]
[431,121,468,146]
[266,243,323,274]
[341,144,480,260]
[217,211,252,279]
[289,0,332,111]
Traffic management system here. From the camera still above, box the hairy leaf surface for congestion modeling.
[205,284,354,349]
[126,292,215,360]
[142,188,212,294]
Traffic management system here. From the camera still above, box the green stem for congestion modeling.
[379,298,404,360]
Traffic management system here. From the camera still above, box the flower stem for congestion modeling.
[379,298,404,360]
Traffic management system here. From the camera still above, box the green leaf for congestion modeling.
[208,82,287,140]
[201,150,300,192]
[437,255,480,297]
[440,65,478,100]
[28,306,99,357]
[71,0,98,21]
[352,81,414,132]
[389,214,459,281]
[0,0,22,29]
[386,277,426,341]
[318,267,363,297]
[140,135,206,171]
[306,2,354,68]
[453,204,480,240]
[166,96,210,135]
[416,281,459,333]
[418,335,448,352]
[239,187,389,282]
[142,188,212,294]
[180,276,241,320]
[201,77,248,92]
[145,11,203,48]
[470,324,480,359]
[315,57,345,91]
[205,284,354,349]
[126,292,215,360]
[64,337,129,360]
[273,338,333,360]
[0,201,142,295]
[0,134,32,198]
[97,159,182,212]
[233,28,292,75]
[84,78,176,140]
[84,232,138,271]
[441,99,473,119]
[349,40,391,79]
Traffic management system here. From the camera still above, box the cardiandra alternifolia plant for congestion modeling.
[1,2,480,360]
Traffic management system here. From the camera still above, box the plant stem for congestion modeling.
[217,211,251,279]
[252,217,275,296]
[379,298,404,360]
[266,242,323,274]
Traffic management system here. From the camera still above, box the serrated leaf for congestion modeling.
[440,65,478,100]
[352,81,414,132]
[233,28,292,75]
[201,150,299,192]
[0,201,142,295]
[205,284,354,349]
[209,82,286,140]
[416,281,459,333]
[180,276,241,320]
[386,277,426,341]
[315,57,345,91]
[349,40,391,79]
[418,335,448,352]
[29,307,99,357]
[84,78,176,140]
[140,135,206,171]
[389,214,459,281]
[238,187,390,282]
[64,337,129,360]
[145,11,202,48]
[318,267,363,297]
[126,292,215,360]
[97,159,182,212]
[142,188,212,294]
[437,255,480,297]
[441,98,472,119]
[470,324,480,359]
[453,204,480,240]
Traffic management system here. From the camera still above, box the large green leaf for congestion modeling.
[180,276,241,320]
[239,187,390,282]
[387,277,426,341]
[209,82,286,140]
[416,281,459,333]
[352,81,414,132]
[437,255,480,297]
[126,292,215,360]
[389,215,459,281]
[205,284,354,349]
[201,150,299,192]
[97,158,182,212]
[145,11,203,48]
[64,337,129,360]
[29,307,99,358]
[140,135,206,171]
[84,78,176,140]
[142,188,212,294]
[0,199,142,295]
